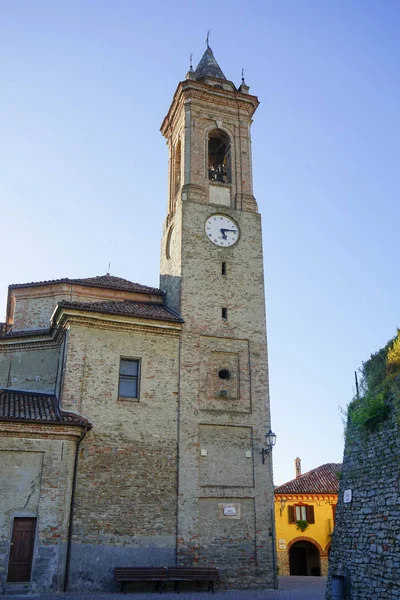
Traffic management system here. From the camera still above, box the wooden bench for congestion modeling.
[114,567,167,593]
[114,566,220,594]
[168,567,220,593]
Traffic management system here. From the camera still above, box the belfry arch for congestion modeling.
[207,128,231,184]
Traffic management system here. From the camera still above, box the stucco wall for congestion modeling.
[274,495,336,576]
[0,432,76,594]
[0,346,61,393]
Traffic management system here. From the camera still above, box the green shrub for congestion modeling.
[347,330,400,435]
[348,392,391,432]
[296,520,308,532]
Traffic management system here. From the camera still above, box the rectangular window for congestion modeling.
[119,358,140,399]
[288,504,315,524]
[295,505,307,521]
[222,307,227,319]
[222,262,226,275]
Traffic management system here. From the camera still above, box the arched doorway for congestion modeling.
[289,540,321,576]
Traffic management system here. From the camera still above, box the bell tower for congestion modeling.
[160,45,275,588]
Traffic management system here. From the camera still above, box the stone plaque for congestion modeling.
[223,506,237,516]
[343,489,352,503]
[218,502,241,519]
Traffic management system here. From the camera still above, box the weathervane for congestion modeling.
[206,30,210,48]
[189,53,193,71]
[241,68,245,84]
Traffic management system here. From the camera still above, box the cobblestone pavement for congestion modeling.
[3,577,326,600]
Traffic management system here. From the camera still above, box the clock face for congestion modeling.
[205,215,240,247]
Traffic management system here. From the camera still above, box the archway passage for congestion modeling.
[289,540,321,576]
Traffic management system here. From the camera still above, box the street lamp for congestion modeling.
[261,429,277,464]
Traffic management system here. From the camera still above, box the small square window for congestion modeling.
[119,358,140,400]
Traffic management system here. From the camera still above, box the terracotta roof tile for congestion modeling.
[9,274,162,295]
[56,300,183,323]
[0,389,91,428]
[274,463,342,495]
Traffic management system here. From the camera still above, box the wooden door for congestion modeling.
[7,518,36,582]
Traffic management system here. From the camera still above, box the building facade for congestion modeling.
[274,460,340,577]
[0,46,274,594]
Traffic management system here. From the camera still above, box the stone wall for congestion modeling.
[326,384,400,599]
[0,424,78,594]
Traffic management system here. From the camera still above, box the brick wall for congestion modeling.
[160,78,274,588]
[61,322,180,590]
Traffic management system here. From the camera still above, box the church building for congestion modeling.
[0,45,275,593]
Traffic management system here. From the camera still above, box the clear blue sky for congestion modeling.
[1,1,399,485]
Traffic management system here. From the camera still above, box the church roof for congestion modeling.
[274,463,342,495]
[0,389,91,428]
[9,274,162,295]
[55,299,183,323]
[195,47,226,80]
[0,328,51,339]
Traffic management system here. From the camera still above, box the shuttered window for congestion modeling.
[288,504,315,524]
[306,505,315,524]
[288,505,296,523]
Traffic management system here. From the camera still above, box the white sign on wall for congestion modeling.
[343,489,352,503]
[223,506,237,517]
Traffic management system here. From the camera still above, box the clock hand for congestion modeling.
[220,229,227,239]
[221,229,237,234]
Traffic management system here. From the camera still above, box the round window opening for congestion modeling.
[218,369,231,381]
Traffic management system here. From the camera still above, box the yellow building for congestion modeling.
[274,459,341,577]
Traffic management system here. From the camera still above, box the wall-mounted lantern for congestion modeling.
[261,429,277,464]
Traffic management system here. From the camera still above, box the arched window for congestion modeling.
[174,139,182,196]
[208,129,231,184]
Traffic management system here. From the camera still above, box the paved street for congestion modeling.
[3,577,326,600]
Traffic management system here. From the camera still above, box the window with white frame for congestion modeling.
[118,358,140,399]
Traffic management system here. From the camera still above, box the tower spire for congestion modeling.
[194,45,226,81]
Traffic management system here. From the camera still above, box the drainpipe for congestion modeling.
[64,427,88,591]
[175,335,182,566]
[271,504,278,589]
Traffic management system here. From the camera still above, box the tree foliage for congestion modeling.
[387,329,400,376]
[349,330,400,433]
